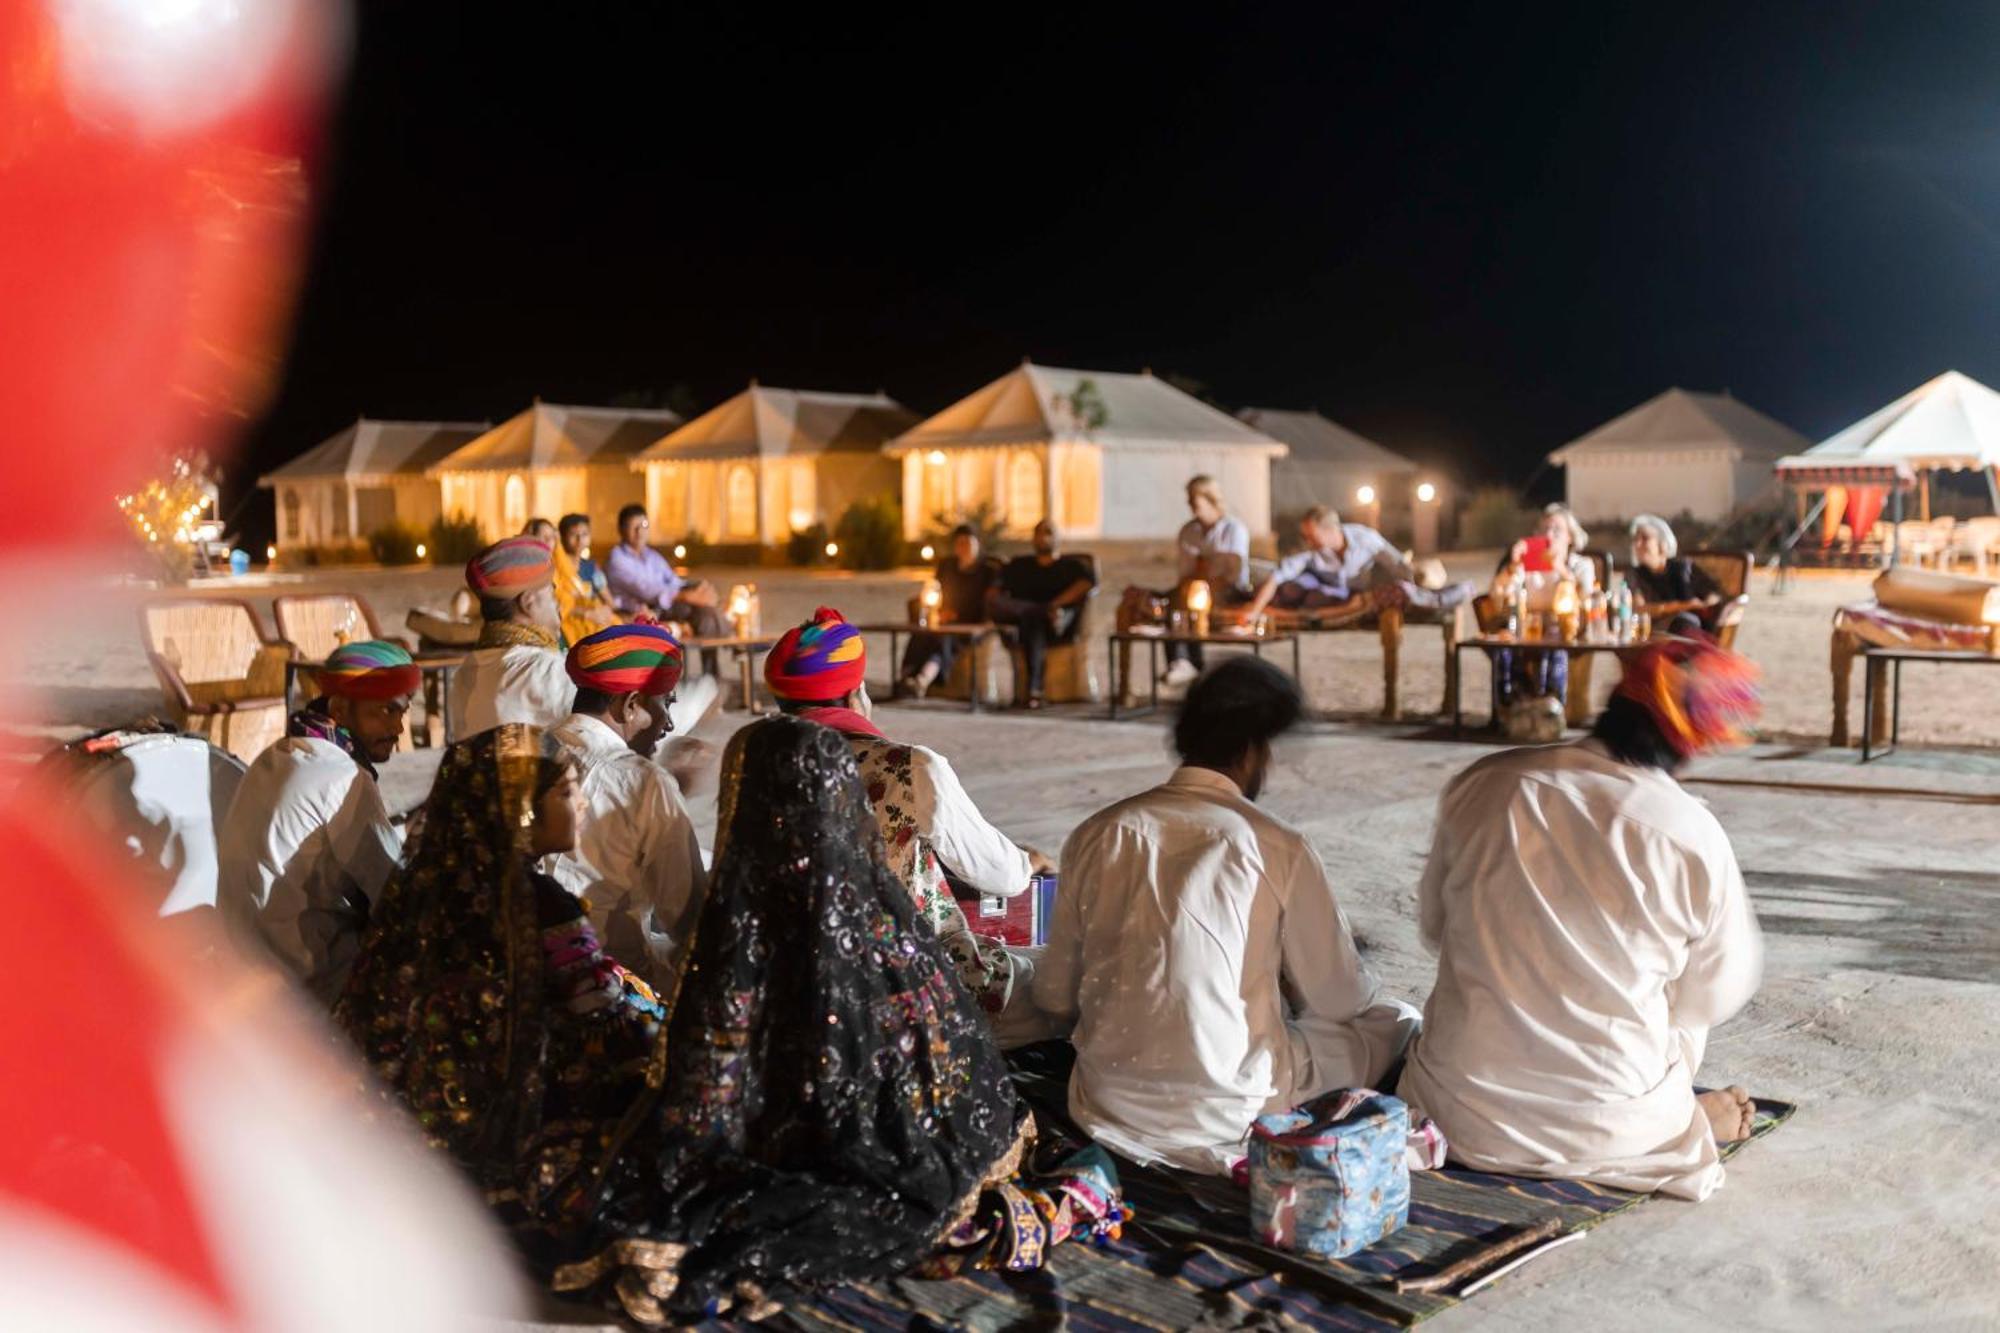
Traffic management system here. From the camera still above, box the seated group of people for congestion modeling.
[215,526,1766,1322]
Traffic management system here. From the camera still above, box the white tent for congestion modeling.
[1777,370,2000,480]
[633,384,916,544]
[427,402,683,540]
[885,362,1287,540]
[260,418,487,552]
[1549,388,1807,523]
[1238,407,1419,523]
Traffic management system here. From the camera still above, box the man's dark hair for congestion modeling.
[617,503,649,530]
[1173,657,1304,771]
[950,523,977,540]
[1590,694,1684,772]
[478,593,519,622]
[572,686,616,716]
[558,512,590,539]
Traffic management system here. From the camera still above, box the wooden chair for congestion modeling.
[1002,554,1102,705]
[139,599,290,762]
[273,593,410,660]
[1685,550,1753,648]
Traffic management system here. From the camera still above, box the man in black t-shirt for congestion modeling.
[898,523,1003,698]
[991,519,1098,708]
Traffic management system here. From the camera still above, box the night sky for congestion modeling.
[236,3,2000,537]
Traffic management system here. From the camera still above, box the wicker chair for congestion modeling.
[139,599,290,762]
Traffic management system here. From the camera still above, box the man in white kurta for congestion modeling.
[1036,657,1419,1173]
[1398,637,1765,1202]
[449,536,574,738]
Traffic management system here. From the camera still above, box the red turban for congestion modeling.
[764,606,866,702]
[466,536,553,597]
[1612,633,1761,759]
[566,624,684,696]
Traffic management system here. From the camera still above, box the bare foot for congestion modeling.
[1698,1086,1755,1144]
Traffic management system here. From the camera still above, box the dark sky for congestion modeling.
[237,3,2000,533]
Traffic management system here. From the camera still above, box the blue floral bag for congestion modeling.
[1247,1088,1411,1258]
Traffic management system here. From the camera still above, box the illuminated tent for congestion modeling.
[885,362,1287,540]
[260,418,487,552]
[633,384,916,545]
[1548,388,1807,523]
[427,401,682,541]
[1238,407,1419,526]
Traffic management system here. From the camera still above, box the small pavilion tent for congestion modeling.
[259,418,488,553]
[1775,369,2000,556]
[1238,407,1419,526]
[1549,388,1807,523]
[632,384,915,545]
[884,362,1287,541]
[427,402,682,542]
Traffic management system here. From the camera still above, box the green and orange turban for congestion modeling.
[566,623,685,696]
[313,640,420,701]
[465,535,554,597]
[1612,633,1761,759]
[764,606,865,702]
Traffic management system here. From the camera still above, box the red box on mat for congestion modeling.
[955,874,1057,948]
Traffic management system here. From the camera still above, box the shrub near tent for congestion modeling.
[836,497,904,570]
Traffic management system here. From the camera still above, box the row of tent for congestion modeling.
[262,362,2000,552]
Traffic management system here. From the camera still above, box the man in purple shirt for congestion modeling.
[603,504,726,673]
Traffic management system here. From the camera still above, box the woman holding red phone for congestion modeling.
[1488,504,1599,733]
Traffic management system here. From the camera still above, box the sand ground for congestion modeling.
[5,557,1998,1327]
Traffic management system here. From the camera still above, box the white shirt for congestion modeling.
[1271,524,1410,596]
[1397,739,1762,1201]
[217,736,403,1001]
[543,713,706,987]
[447,643,573,738]
[1037,765,1418,1173]
[1176,516,1253,593]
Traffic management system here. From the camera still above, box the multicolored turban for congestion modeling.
[1612,632,1761,759]
[566,623,685,697]
[765,605,866,702]
[313,640,420,701]
[465,535,554,597]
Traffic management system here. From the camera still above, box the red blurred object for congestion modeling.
[0,0,332,551]
[954,874,1057,949]
[1520,534,1553,571]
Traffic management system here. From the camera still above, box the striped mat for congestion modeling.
[780,1097,1795,1332]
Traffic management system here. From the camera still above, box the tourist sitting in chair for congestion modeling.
[448,536,575,737]
[550,512,620,646]
[1628,513,1722,634]
[603,503,725,673]
[1240,505,1474,622]
[1038,657,1420,1173]
[1398,635,1763,1201]
[896,522,1001,699]
[1487,503,1599,733]
[990,519,1096,709]
[1115,474,1255,701]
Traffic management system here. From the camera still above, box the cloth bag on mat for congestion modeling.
[1247,1088,1415,1259]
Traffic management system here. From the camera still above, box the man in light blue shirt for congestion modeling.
[1242,505,1473,620]
[603,503,726,672]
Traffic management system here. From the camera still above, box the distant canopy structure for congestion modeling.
[1774,370,2000,556]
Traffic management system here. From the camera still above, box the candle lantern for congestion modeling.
[918,578,943,628]
[727,583,754,638]
[1185,579,1213,637]
[1552,578,1581,643]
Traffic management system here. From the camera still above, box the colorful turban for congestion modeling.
[313,640,420,701]
[765,606,866,702]
[466,535,554,597]
[566,623,685,696]
[1613,633,1761,759]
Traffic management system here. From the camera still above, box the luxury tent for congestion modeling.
[260,417,488,552]
[632,384,915,545]
[427,402,682,542]
[885,362,1287,541]
[1774,369,2000,559]
[1238,407,1420,530]
[1548,388,1807,523]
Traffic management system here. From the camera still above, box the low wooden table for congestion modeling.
[1859,646,2000,761]
[684,634,779,713]
[1449,634,1645,735]
[284,650,463,746]
[1108,628,1301,719]
[852,622,1002,713]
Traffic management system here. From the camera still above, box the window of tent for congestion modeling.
[920,451,952,524]
[330,483,350,538]
[503,474,528,532]
[725,464,757,539]
[1006,450,1044,530]
[281,487,301,542]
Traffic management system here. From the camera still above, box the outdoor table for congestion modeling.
[284,650,463,746]
[852,622,1002,713]
[1859,645,2000,761]
[685,634,779,713]
[1449,634,1644,736]
[1108,627,1301,719]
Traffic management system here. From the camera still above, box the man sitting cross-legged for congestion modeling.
[544,623,711,988]
[218,640,417,1002]
[764,606,1067,1048]
[1397,634,1764,1201]
[448,535,575,738]
[988,518,1097,709]
[1037,656,1420,1173]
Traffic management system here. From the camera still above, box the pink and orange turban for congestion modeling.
[566,624,684,696]
[313,640,420,701]
[466,536,554,597]
[765,606,866,702]
[1613,633,1761,759]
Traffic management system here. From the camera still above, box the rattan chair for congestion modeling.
[139,599,290,762]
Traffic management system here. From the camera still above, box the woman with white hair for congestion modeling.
[1486,503,1599,730]
[1628,514,1723,633]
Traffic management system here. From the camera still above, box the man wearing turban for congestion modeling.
[218,640,420,1002]
[763,607,1065,1047]
[448,535,575,738]
[544,624,712,987]
[1398,634,1766,1201]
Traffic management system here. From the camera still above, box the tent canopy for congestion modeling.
[888,362,1285,456]
[259,418,488,486]
[1775,370,2000,481]
[635,384,918,464]
[428,402,683,476]
[1548,387,1807,465]
[1236,407,1416,473]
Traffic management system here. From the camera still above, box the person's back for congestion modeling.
[449,535,572,736]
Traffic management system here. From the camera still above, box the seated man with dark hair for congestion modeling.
[602,502,725,673]
[989,519,1096,708]
[1398,635,1764,1201]
[897,522,1000,699]
[448,536,575,737]
[1038,656,1420,1172]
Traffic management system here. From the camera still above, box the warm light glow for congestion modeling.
[727,583,752,619]
[824,541,839,558]
[1416,482,1438,503]
[919,543,935,561]
[1185,579,1212,613]
[1356,484,1376,505]
[921,580,943,608]
[415,543,427,559]
[926,450,947,466]
[1552,580,1580,617]
[265,544,276,561]
[673,543,687,560]
[788,508,813,532]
